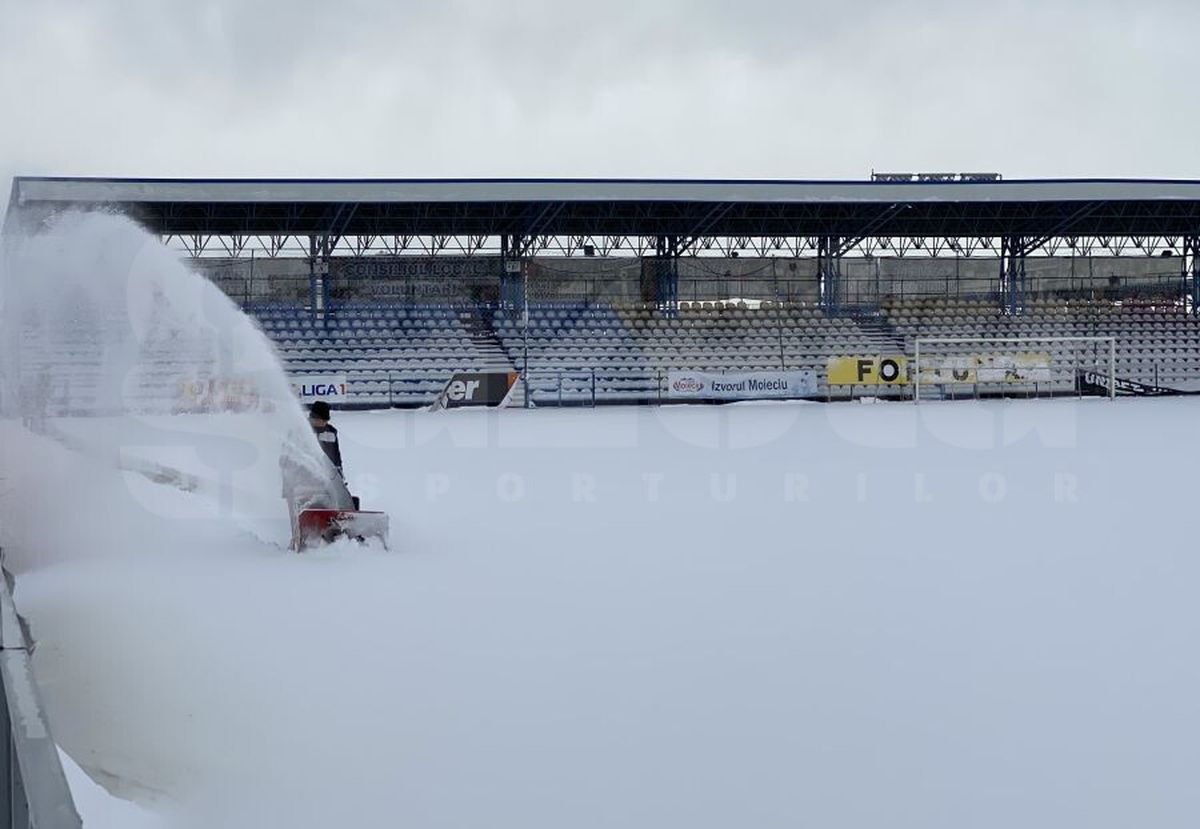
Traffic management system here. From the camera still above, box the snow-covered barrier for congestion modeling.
[0,564,81,828]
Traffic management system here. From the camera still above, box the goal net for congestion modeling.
[913,336,1116,401]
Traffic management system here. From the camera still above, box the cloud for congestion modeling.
[0,0,1198,190]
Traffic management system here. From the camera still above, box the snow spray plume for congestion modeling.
[0,211,344,553]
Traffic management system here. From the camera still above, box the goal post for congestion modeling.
[913,336,1116,402]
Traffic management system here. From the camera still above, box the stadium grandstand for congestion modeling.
[6,176,1200,407]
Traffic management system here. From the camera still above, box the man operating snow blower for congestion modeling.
[308,400,343,478]
[281,400,388,551]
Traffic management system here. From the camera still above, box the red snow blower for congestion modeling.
[284,463,389,552]
[294,503,390,551]
[281,419,390,551]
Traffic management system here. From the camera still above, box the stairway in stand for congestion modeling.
[457,306,526,407]
[850,312,908,354]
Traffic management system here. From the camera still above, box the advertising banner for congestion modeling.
[976,353,1052,383]
[666,370,817,400]
[292,375,349,404]
[827,356,909,385]
[434,372,520,409]
[919,353,1052,384]
[330,257,501,303]
[178,377,267,412]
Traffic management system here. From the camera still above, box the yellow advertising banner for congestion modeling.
[827,356,909,385]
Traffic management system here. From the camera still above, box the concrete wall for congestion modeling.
[526,257,822,303]
[677,258,819,303]
[527,258,644,303]
[192,257,309,304]
[843,258,996,302]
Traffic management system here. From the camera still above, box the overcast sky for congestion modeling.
[1,0,1197,194]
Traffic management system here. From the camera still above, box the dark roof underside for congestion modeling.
[9,177,1200,239]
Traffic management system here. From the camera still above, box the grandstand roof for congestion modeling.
[9,176,1200,240]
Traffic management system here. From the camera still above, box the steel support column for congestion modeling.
[307,236,319,316]
[653,236,679,314]
[1187,236,1200,316]
[1000,235,1027,315]
[499,235,523,310]
[308,236,332,321]
[817,236,842,313]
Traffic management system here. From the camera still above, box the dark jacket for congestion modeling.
[313,422,343,476]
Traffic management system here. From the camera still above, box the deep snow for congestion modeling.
[2,398,1199,828]
[1,214,1197,828]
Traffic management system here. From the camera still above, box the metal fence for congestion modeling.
[342,371,664,409]
[523,371,664,407]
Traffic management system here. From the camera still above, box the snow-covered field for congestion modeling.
[2,215,1196,827]
[2,397,1199,828]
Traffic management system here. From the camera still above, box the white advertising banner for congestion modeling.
[291,375,349,404]
[667,370,817,400]
[918,353,1052,385]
